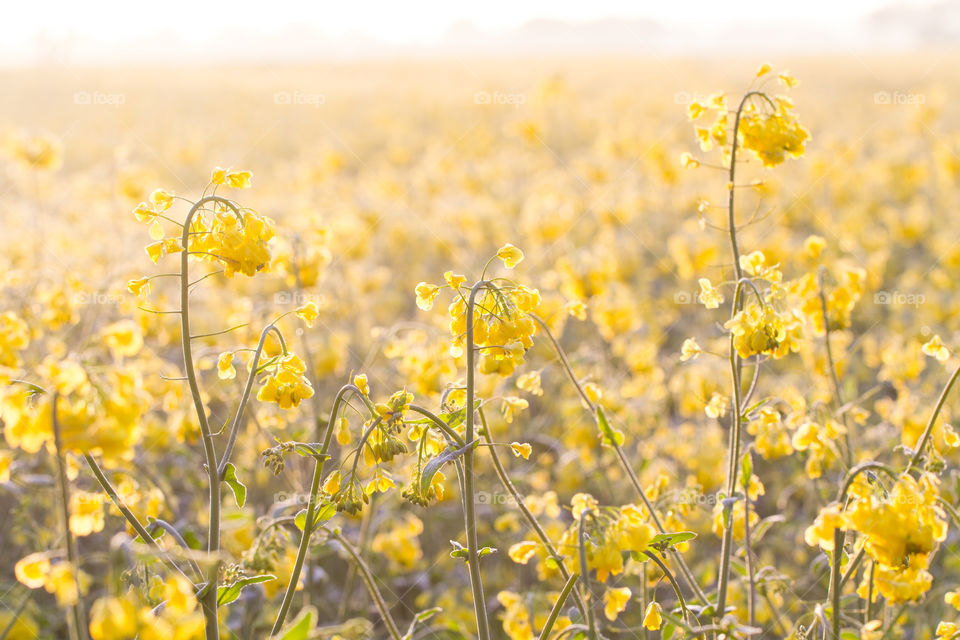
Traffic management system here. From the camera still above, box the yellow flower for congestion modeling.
[510,442,532,459]
[603,587,631,621]
[705,393,728,419]
[756,62,773,77]
[496,243,524,269]
[296,301,320,327]
[804,235,826,259]
[210,166,227,185]
[571,493,598,519]
[679,151,699,168]
[225,169,252,188]
[354,374,370,396]
[642,602,662,630]
[502,397,528,423]
[565,299,587,320]
[69,491,105,536]
[508,541,538,564]
[698,278,724,309]
[323,470,341,494]
[443,271,466,289]
[149,189,174,212]
[256,353,314,409]
[680,337,701,361]
[804,503,844,552]
[163,575,197,617]
[946,590,960,610]
[102,320,143,357]
[89,595,139,640]
[778,71,799,88]
[415,283,440,310]
[516,371,543,396]
[127,277,150,297]
[923,335,950,362]
[14,552,50,589]
[217,352,236,380]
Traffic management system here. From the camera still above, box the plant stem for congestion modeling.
[51,395,87,640]
[818,268,853,467]
[537,572,579,640]
[270,454,323,636]
[743,492,756,628]
[180,195,242,640]
[529,313,708,606]
[218,324,280,478]
[271,384,353,633]
[477,407,589,619]
[325,527,402,640]
[907,360,960,474]
[827,529,843,640]
[577,516,597,640]
[463,282,491,640]
[83,454,195,583]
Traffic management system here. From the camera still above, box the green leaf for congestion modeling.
[277,605,317,640]
[596,406,624,447]
[449,540,468,559]
[420,439,478,494]
[641,531,697,557]
[401,608,443,640]
[222,463,247,508]
[217,574,276,606]
[478,546,497,558]
[294,502,336,532]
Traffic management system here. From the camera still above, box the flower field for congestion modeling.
[2,56,960,639]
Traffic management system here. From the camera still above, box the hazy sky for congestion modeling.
[3,0,928,43]
[0,0,944,64]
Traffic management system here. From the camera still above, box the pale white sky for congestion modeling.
[0,0,944,62]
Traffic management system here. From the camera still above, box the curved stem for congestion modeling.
[463,281,491,640]
[51,394,87,640]
[217,323,282,478]
[270,454,324,636]
[324,527,402,640]
[529,312,708,606]
[577,516,597,640]
[642,551,696,632]
[83,453,195,584]
[819,268,853,467]
[147,519,203,578]
[827,529,843,640]
[537,572,579,640]
[477,407,588,619]
[180,194,241,640]
[907,360,960,474]
[270,383,353,633]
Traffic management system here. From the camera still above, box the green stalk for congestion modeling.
[51,395,87,640]
[528,313,708,606]
[907,360,960,474]
[324,527,402,640]
[577,516,597,640]
[462,282,491,640]
[180,195,242,640]
[827,529,843,640]
[477,407,589,619]
[537,572,579,640]
[270,383,353,634]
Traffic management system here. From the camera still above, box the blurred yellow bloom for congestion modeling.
[510,442,532,459]
[496,243,524,269]
[642,602,662,630]
[603,587,631,621]
[923,334,950,362]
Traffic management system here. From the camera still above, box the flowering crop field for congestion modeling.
[3,57,960,640]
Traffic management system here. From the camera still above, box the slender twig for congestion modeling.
[577,515,597,640]
[477,407,588,618]
[83,454,195,584]
[217,324,282,478]
[180,195,243,640]
[270,383,353,633]
[462,281,491,640]
[324,527,402,640]
[907,360,960,473]
[528,313,708,606]
[51,395,87,640]
[537,572,579,640]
